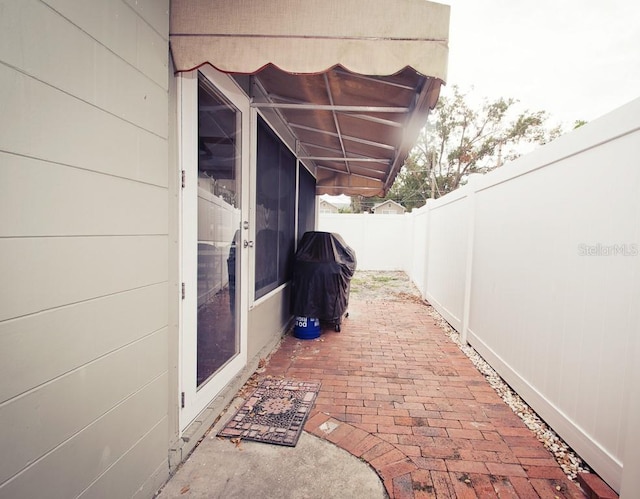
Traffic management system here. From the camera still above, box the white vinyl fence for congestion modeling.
[318,97,640,495]
[317,212,411,271]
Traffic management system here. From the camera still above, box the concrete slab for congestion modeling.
[156,399,386,499]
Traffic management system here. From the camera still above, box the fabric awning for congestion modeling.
[170,0,450,196]
[171,0,449,78]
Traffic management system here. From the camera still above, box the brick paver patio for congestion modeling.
[262,296,588,498]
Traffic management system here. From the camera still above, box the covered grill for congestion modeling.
[291,231,357,332]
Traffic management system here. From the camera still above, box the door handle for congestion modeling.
[243,240,254,248]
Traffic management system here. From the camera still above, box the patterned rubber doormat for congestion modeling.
[218,379,321,447]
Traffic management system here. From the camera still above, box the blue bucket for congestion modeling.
[294,316,321,339]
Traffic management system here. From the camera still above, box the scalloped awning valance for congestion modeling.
[170,0,449,79]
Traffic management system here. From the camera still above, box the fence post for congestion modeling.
[421,200,433,302]
[460,175,479,345]
[619,269,640,497]
[404,211,412,275]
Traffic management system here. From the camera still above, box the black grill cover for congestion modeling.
[291,231,357,321]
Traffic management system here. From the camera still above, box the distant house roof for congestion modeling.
[371,199,406,214]
[319,199,340,212]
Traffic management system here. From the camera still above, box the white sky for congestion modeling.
[442,0,640,127]
[322,2,639,204]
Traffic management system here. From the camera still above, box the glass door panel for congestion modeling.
[196,74,241,387]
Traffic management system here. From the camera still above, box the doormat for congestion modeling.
[218,379,321,447]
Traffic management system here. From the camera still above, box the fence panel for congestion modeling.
[466,101,640,493]
[423,190,471,331]
[317,213,409,270]
[408,206,429,295]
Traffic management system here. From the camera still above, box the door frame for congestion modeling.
[178,66,250,432]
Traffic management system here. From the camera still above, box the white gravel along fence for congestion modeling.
[424,301,591,482]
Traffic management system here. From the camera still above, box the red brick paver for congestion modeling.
[263,296,592,498]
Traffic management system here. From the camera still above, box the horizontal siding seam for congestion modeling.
[39,0,169,88]
[0,234,169,240]
[120,0,170,42]
[0,281,168,326]
[75,415,169,499]
[0,60,168,141]
[0,149,170,190]
[0,326,169,407]
[0,371,169,489]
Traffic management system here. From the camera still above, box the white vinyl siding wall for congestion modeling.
[0,1,170,497]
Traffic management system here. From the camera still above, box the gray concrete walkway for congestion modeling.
[156,396,386,498]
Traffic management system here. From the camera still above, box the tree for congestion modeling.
[389,86,563,208]
[386,152,431,212]
[350,195,385,213]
